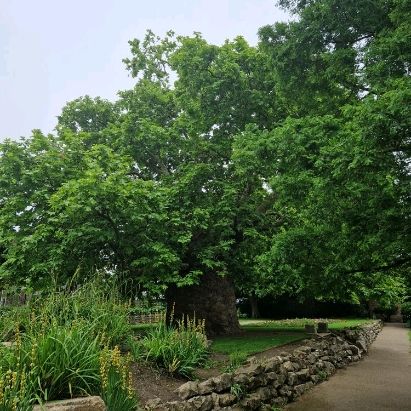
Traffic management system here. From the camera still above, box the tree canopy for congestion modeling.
[0,0,409,333]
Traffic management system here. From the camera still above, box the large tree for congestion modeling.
[1,0,409,335]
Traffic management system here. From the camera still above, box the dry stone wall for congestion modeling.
[145,321,382,411]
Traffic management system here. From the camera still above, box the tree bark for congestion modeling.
[249,293,260,319]
[165,272,241,337]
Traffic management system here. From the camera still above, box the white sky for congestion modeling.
[0,1,288,141]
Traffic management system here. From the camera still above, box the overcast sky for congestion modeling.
[0,1,288,141]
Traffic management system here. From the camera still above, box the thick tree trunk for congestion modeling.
[165,272,241,337]
[249,294,260,319]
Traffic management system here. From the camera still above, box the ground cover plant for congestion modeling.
[0,280,139,410]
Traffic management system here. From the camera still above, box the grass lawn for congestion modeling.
[131,318,374,358]
[211,333,305,356]
[239,318,374,332]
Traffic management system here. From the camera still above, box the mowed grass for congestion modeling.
[239,318,374,333]
[211,334,305,356]
[210,318,374,357]
[131,318,374,358]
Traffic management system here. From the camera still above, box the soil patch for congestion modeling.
[131,362,186,405]
[193,352,229,380]
[132,333,309,407]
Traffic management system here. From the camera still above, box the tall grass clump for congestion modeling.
[24,278,131,346]
[100,346,137,411]
[136,314,209,378]
[0,279,139,409]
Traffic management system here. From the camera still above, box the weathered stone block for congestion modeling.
[235,363,264,377]
[33,397,106,411]
[295,368,310,383]
[213,373,233,392]
[214,392,237,407]
[186,395,214,411]
[254,386,273,402]
[287,372,298,386]
[240,393,261,410]
[247,374,267,390]
[176,381,199,400]
[282,360,295,372]
[263,357,281,373]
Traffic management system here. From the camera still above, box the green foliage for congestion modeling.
[230,383,245,400]
[0,323,138,409]
[401,302,411,323]
[239,318,374,332]
[317,370,328,382]
[135,318,209,378]
[3,322,101,402]
[99,346,138,411]
[211,334,304,357]
[0,281,138,408]
[224,351,248,372]
[1,279,131,347]
[0,0,410,334]
[128,300,165,315]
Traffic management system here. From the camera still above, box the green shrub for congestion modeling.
[0,325,138,409]
[0,305,31,342]
[0,280,139,409]
[230,383,245,399]
[137,317,209,378]
[0,322,101,408]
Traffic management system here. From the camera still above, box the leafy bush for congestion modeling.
[136,316,209,378]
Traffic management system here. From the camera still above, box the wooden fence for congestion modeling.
[129,312,165,324]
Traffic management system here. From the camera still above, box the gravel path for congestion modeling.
[286,323,411,411]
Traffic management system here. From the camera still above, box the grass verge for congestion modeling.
[211,334,304,356]
[239,318,374,332]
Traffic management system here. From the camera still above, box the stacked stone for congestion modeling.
[146,321,383,411]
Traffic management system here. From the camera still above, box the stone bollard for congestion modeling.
[317,322,329,333]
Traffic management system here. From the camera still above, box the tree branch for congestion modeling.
[344,256,411,276]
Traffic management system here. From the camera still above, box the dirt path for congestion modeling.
[286,323,411,411]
